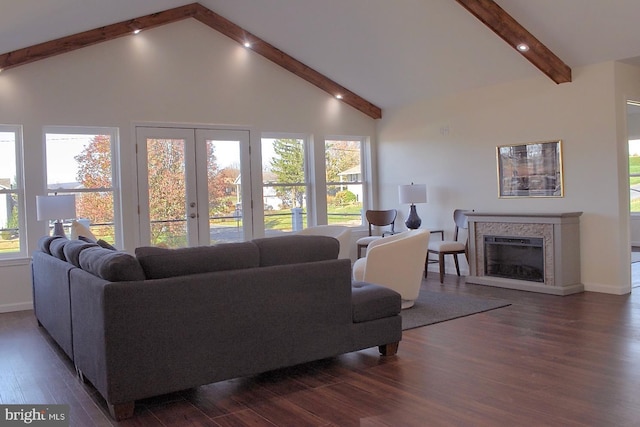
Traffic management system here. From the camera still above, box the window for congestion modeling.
[325,138,364,226]
[261,136,308,233]
[0,125,25,258]
[45,127,121,245]
[631,139,640,213]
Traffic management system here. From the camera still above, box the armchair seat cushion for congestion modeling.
[428,241,465,252]
[351,281,401,323]
[356,236,381,247]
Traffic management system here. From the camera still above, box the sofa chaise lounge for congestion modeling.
[32,234,402,420]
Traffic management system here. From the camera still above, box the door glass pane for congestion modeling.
[261,138,307,235]
[325,139,363,226]
[206,139,243,243]
[146,138,187,248]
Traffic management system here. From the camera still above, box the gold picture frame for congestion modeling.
[497,140,564,198]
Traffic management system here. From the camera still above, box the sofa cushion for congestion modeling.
[38,235,66,255]
[63,239,99,267]
[135,242,260,280]
[49,236,70,260]
[351,281,401,323]
[252,235,339,267]
[79,246,145,282]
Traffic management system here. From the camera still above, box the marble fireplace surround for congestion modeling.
[465,212,584,295]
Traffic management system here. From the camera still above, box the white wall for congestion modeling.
[0,19,377,312]
[377,61,640,295]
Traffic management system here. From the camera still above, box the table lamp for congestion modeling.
[398,183,427,229]
[36,194,76,236]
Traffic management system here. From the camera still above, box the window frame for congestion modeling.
[0,124,26,260]
[43,126,122,246]
[260,133,311,233]
[257,133,371,232]
[324,136,367,227]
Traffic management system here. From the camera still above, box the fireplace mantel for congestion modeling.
[465,212,583,295]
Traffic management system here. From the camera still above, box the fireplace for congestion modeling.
[465,212,583,295]
[484,236,544,282]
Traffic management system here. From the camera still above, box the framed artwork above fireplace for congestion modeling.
[496,140,564,198]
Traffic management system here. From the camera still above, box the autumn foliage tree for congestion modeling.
[75,136,228,246]
[74,135,114,225]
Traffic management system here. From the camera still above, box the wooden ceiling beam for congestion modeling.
[0,4,198,71]
[191,4,381,119]
[455,0,571,84]
[0,2,381,119]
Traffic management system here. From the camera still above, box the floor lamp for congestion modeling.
[36,195,76,237]
[398,183,427,230]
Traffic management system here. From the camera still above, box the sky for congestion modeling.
[0,132,17,184]
[1,132,290,186]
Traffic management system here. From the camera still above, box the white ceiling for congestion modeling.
[2,0,640,110]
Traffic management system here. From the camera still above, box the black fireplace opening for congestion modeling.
[484,235,544,283]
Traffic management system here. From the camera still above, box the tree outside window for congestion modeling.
[0,126,24,257]
[45,128,119,244]
[261,137,307,233]
[325,139,363,226]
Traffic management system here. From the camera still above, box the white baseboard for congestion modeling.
[0,301,33,313]
[582,282,630,295]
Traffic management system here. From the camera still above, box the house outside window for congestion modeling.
[44,126,121,245]
[0,125,25,258]
[325,138,364,226]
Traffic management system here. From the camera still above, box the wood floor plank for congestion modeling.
[2,274,640,425]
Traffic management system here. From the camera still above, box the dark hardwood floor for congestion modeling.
[2,274,639,426]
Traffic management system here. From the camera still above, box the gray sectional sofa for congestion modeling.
[31,234,402,420]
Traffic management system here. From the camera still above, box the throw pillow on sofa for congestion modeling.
[70,220,97,241]
[37,235,66,255]
[79,246,145,282]
[63,239,99,267]
[48,236,70,260]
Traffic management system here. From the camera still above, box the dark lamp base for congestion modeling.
[405,204,422,230]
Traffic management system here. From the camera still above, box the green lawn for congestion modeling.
[631,157,640,211]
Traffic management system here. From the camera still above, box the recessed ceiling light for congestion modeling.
[336,94,343,99]
[517,43,529,52]
[133,29,141,35]
[243,42,251,48]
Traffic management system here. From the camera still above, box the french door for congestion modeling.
[136,126,252,248]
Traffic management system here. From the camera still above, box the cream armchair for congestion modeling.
[352,229,430,309]
[296,225,352,260]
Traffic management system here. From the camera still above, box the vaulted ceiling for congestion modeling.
[2,0,640,116]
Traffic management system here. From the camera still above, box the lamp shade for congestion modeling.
[398,184,427,204]
[36,195,77,221]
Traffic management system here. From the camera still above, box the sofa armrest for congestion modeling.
[32,251,75,359]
